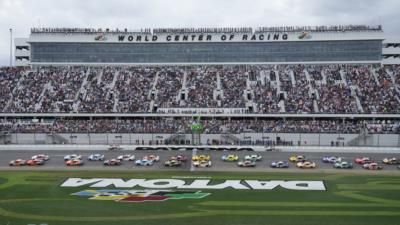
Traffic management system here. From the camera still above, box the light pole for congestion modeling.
[9,28,13,67]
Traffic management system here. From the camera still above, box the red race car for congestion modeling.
[354,157,374,164]
[26,159,45,166]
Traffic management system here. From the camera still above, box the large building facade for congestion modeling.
[16,25,387,65]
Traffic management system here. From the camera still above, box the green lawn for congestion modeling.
[0,170,400,225]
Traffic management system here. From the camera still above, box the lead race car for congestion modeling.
[382,157,399,165]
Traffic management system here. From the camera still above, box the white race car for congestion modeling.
[135,159,154,166]
[31,154,50,161]
[64,154,82,161]
[143,154,160,162]
[88,154,105,161]
[117,154,135,161]
[193,160,212,168]
[244,154,262,161]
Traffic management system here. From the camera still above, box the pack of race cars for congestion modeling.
[7,153,400,170]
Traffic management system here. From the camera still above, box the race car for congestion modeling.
[221,154,239,162]
[322,156,342,163]
[64,154,82,161]
[143,154,160,162]
[117,154,135,161]
[65,159,84,166]
[193,160,212,168]
[164,159,182,167]
[382,157,399,165]
[270,161,289,168]
[296,161,317,169]
[170,154,188,162]
[363,163,383,170]
[244,154,262,161]
[289,155,306,162]
[237,160,256,167]
[135,159,154,166]
[192,155,211,162]
[31,154,50,161]
[88,154,105,161]
[354,157,374,164]
[334,161,353,169]
[9,159,26,166]
[108,144,123,150]
[26,159,45,166]
[103,159,122,166]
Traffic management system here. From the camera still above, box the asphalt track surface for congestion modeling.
[1,150,399,173]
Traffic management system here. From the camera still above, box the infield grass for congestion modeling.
[0,170,399,225]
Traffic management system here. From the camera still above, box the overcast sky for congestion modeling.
[0,0,399,66]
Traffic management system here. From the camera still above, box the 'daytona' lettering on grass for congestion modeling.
[61,178,326,191]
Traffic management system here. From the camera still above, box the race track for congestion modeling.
[1,150,399,173]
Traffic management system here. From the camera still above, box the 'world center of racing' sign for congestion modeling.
[61,178,326,191]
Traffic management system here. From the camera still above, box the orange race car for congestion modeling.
[65,159,84,166]
[26,159,45,166]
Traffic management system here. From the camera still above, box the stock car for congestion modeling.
[143,154,160,162]
[26,159,45,166]
[31,154,50,161]
[270,161,289,168]
[64,154,82,161]
[193,160,212,168]
[135,159,154,166]
[296,161,317,169]
[88,154,105,161]
[164,159,182,167]
[244,154,262,161]
[9,159,26,166]
[221,154,239,162]
[192,155,211,162]
[363,163,383,170]
[354,157,374,164]
[117,154,135,161]
[170,155,188,162]
[322,156,342,163]
[289,155,306,162]
[103,159,122,166]
[237,160,256,167]
[65,159,84,166]
[382,157,399,165]
[108,144,123,150]
[334,161,353,169]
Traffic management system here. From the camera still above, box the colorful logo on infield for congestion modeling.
[94,34,107,41]
[72,189,210,202]
[298,31,312,40]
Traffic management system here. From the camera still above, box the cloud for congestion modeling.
[0,0,399,66]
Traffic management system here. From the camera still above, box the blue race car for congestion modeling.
[135,159,154,166]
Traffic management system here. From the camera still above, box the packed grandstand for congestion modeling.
[2,25,400,146]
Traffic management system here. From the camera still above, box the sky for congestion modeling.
[0,0,399,66]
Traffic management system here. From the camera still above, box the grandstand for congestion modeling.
[2,25,400,147]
